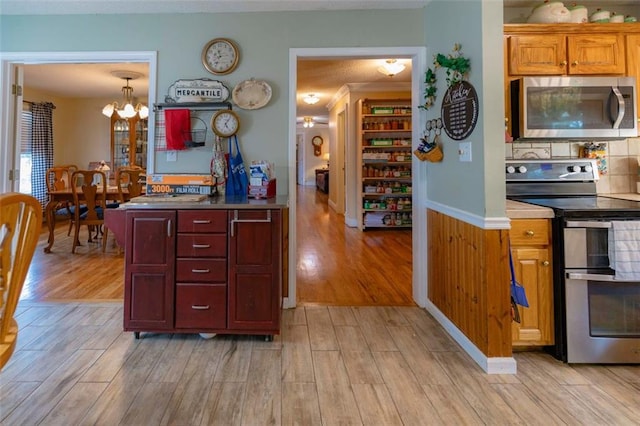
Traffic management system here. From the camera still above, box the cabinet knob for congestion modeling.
[560,60,568,66]
[525,230,534,236]
[571,61,579,66]
[542,260,550,267]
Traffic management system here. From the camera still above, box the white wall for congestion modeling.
[298,124,329,186]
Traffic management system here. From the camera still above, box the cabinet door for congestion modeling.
[124,210,176,331]
[228,209,281,332]
[508,34,566,75]
[567,34,625,75]
[511,246,554,346]
[626,35,640,121]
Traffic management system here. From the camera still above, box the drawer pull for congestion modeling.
[191,305,210,310]
[192,219,211,224]
[192,244,211,249]
[191,268,210,273]
[230,210,272,237]
[525,230,534,236]
[542,260,550,266]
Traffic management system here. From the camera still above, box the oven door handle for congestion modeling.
[565,220,612,229]
[566,272,638,283]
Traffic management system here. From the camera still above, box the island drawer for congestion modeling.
[177,234,226,257]
[177,210,227,233]
[176,259,227,282]
[175,284,226,329]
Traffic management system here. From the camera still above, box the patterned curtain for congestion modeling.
[30,102,55,208]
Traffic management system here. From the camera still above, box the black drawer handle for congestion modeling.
[192,220,211,224]
[191,268,210,273]
[192,244,211,249]
[191,305,210,310]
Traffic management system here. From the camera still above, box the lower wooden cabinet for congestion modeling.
[123,207,283,339]
[510,219,554,346]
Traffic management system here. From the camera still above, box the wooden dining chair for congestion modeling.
[0,193,42,370]
[70,170,109,253]
[116,166,145,202]
[45,165,79,236]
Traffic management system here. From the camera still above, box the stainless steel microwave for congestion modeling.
[510,76,638,140]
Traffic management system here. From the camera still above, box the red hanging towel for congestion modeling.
[164,109,190,150]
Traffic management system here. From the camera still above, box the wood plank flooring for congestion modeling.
[2,302,639,425]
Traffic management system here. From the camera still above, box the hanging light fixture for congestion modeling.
[377,59,405,77]
[303,116,314,128]
[303,93,320,105]
[102,71,149,119]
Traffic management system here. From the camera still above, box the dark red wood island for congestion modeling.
[106,195,289,341]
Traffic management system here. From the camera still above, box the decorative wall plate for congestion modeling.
[232,78,272,110]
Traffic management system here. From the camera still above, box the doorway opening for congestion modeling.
[288,46,428,309]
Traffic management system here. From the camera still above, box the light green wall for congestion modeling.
[1,10,425,194]
[424,0,505,218]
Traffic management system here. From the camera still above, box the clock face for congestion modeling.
[202,38,239,75]
[211,110,240,137]
[312,136,323,147]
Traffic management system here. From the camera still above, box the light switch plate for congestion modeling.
[166,151,177,162]
[459,141,472,162]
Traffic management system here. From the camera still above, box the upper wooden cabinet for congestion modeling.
[626,34,640,120]
[508,33,625,75]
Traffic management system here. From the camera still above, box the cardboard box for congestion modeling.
[146,183,216,196]
[147,174,215,185]
[248,179,276,199]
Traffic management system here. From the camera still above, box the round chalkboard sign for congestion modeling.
[441,81,479,141]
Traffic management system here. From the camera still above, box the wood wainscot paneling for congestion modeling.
[427,209,512,357]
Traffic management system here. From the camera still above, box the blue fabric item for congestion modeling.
[225,135,249,197]
[509,246,529,308]
[80,207,104,220]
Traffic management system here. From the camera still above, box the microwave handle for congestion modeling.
[610,87,625,130]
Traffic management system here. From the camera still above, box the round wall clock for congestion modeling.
[312,136,323,156]
[202,38,240,75]
[211,110,240,137]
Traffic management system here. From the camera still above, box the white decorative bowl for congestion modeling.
[528,1,572,23]
[589,9,611,23]
[568,5,588,23]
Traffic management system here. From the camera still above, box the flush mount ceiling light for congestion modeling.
[303,116,314,128]
[377,59,405,77]
[102,71,149,119]
[303,93,320,105]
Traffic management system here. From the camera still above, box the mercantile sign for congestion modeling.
[165,78,230,103]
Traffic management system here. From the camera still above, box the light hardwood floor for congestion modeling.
[2,186,638,424]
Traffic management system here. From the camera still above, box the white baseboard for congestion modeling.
[424,300,517,374]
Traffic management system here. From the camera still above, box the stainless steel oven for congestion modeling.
[564,220,640,363]
[507,159,640,364]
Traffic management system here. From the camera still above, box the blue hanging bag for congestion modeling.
[225,135,249,197]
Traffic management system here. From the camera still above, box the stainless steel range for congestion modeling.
[506,159,640,364]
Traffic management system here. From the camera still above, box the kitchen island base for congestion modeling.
[120,203,285,340]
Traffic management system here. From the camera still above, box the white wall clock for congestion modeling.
[211,109,240,137]
[202,38,239,75]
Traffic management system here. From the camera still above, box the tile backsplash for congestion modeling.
[505,138,640,194]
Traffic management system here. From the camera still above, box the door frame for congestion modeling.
[287,46,428,309]
[0,51,157,193]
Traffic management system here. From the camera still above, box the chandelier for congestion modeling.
[303,116,314,128]
[102,71,149,119]
[303,94,320,105]
[377,59,405,77]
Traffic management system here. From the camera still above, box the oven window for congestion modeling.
[588,281,640,337]
[586,228,609,268]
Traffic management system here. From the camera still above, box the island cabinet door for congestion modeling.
[228,209,282,332]
[124,210,176,331]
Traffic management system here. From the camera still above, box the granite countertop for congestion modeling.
[119,194,289,210]
[506,199,554,219]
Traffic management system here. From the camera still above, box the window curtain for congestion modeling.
[30,102,55,208]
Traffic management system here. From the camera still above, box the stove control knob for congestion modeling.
[583,164,593,173]
[570,165,581,173]
[517,166,527,173]
[506,166,516,174]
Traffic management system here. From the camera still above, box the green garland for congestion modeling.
[419,43,471,110]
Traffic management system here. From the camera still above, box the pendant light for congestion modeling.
[102,71,149,119]
[377,59,405,77]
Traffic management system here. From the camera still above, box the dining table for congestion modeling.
[43,185,136,253]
